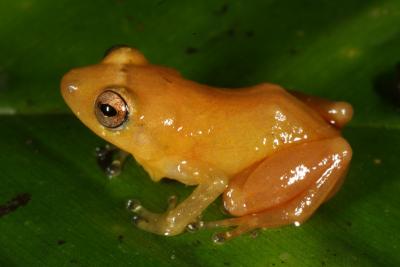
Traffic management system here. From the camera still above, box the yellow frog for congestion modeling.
[61,46,353,242]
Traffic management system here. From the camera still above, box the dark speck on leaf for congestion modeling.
[57,240,66,245]
[289,48,299,55]
[245,30,254,37]
[0,193,31,218]
[346,221,352,227]
[70,259,79,264]
[185,47,198,55]
[192,240,201,246]
[223,262,230,266]
[227,28,235,37]
[118,235,124,243]
[214,3,229,16]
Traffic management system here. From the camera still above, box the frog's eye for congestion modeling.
[95,90,128,128]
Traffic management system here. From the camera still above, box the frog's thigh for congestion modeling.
[209,137,352,240]
[224,137,352,217]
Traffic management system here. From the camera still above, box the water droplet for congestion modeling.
[186,221,204,233]
[212,233,226,244]
[163,118,174,126]
[105,160,122,178]
[131,215,141,225]
[170,252,176,260]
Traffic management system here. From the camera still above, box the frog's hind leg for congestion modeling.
[290,91,353,128]
[201,137,352,242]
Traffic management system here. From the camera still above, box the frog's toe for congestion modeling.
[132,214,147,224]
[105,160,123,177]
[198,217,260,242]
[212,224,257,244]
[126,199,142,211]
[95,144,129,178]
[126,199,177,235]
[129,207,165,233]
[167,195,178,211]
[127,199,159,220]
[186,220,205,233]
[131,212,178,236]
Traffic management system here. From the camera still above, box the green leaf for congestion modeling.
[1,0,399,266]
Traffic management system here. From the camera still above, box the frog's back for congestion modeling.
[129,67,338,177]
[189,83,339,176]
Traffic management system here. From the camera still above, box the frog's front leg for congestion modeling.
[95,143,130,178]
[128,172,228,236]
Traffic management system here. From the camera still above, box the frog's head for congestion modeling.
[60,46,150,154]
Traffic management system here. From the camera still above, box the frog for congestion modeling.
[60,46,353,242]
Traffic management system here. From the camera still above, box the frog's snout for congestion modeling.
[60,69,82,110]
[61,71,77,94]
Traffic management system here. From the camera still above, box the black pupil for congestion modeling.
[100,104,117,117]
